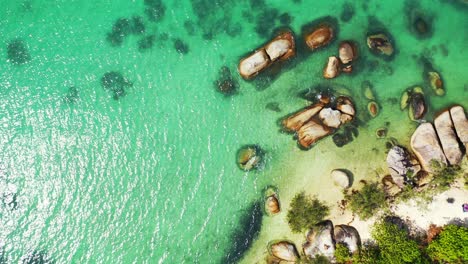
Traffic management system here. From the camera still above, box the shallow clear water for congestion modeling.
[0,0,467,263]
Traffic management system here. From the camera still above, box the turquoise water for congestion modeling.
[0,0,467,263]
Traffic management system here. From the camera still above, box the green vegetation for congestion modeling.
[396,162,463,204]
[286,192,329,233]
[430,161,461,190]
[372,221,424,263]
[334,243,352,263]
[427,224,468,263]
[345,182,386,220]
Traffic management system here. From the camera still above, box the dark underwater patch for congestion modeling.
[220,201,263,264]
[106,16,146,46]
[100,71,132,100]
[63,86,79,104]
[214,66,239,96]
[144,0,166,22]
[22,250,53,264]
[173,38,189,54]
[7,39,31,65]
[138,35,156,52]
[340,2,355,22]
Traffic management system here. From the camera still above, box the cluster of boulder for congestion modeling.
[268,220,361,263]
[386,105,468,189]
[238,31,295,79]
[412,106,468,171]
[281,96,356,149]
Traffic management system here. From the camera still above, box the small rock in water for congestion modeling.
[339,41,358,64]
[265,194,280,215]
[376,127,387,138]
[367,101,379,118]
[323,56,340,79]
[367,33,394,57]
[427,71,445,96]
[236,145,264,171]
[305,24,334,50]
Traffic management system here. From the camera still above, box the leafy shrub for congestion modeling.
[335,243,352,263]
[345,182,386,220]
[372,221,424,263]
[286,192,329,233]
[427,224,468,263]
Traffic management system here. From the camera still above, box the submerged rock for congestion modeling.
[366,33,394,57]
[409,90,427,120]
[331,169,351,189]
[386,146,421,187]
[427,71,445,96]
[323,56,340,79]
[361,80,375,100]
[303,220,335,259]
[269,241,299,262]
[450,106,468,154]
[237,145,264,171]
[376,127,387,138]
[305,24,334,50]
[334,225,361,253]
[367,101,379,117]
[435,110,463,165]
[411,123,447,172]
[214,66,239,96]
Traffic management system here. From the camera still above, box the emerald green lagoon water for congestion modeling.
[0,0,467,263]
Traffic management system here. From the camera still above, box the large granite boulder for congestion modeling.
[297,120,333,149]
[282,103,324,132]
[434,110,463,165]
[303,220,335,259]
[269,241,299,262]
[410,123,447,172]
[450,106,468,155]
[334,225,361,253]
[386,146,421,187]
[319,108,342,128]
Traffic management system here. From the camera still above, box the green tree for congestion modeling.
[372,221,423,264]
[346,182,386,220]
[335,243,352,263]
[286,192,329,233]
[427,224,468,263]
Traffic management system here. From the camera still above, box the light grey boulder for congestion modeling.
[334,225,361,253]
[386,146,421,187]
[303,220,335,260]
